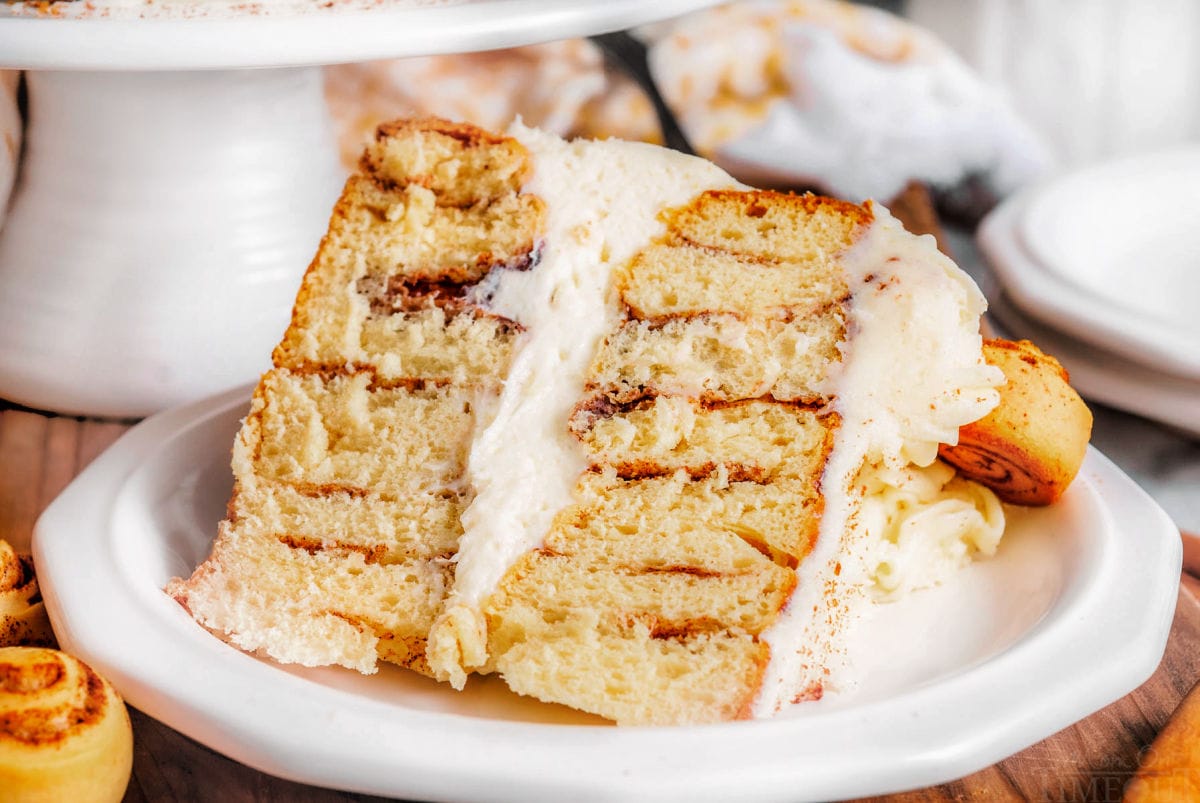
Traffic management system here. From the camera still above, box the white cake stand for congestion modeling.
[0,0,720,418]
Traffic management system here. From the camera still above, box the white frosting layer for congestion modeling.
[433,124,737,682]
[752,203,1003,717]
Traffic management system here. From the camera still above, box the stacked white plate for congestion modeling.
[978,148,1200,438]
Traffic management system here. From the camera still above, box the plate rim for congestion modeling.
[985,291,1200,439]
[980,148,1200,381]
[33,384,1182,802]
[0,0,724,70]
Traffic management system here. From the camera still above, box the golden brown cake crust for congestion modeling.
[372,116,518,150]
[669,187,873,230]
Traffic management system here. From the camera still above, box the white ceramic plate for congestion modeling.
[987,293,1200,439]
[980,149,1200,381]
[0,0,722,70]
[34,385,1180,802]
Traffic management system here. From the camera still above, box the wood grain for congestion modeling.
[1125,673,1200,801]
[852,586,1200,803]
[0,404,130,551]
[3,399,1198,803]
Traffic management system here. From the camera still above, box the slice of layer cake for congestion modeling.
[170,118,1009,723]
[167,119,543,675]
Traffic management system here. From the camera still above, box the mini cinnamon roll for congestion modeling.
[0,647,133,803]
[940,339,1092,506]
[0,540,55,648]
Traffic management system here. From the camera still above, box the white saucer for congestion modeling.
[979,148,1200,381]
[988,293,1200,439]
[32,384,1180,801]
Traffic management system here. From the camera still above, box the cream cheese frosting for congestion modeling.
[860,461,1005,600]
[751,204,1002,716]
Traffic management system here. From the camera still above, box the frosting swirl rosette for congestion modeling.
[0,647,133,802]
[0,540,55,648]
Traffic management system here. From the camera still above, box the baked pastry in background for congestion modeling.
[325,40,656,169]
[167,117,1050,724]
[645,0,1052,208]
[0,539,55,649]
[0,646,133,803]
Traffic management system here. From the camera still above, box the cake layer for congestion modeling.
[588,311,845,402]
[362,118,532,207]
[617,242,848,319]
[228,481,463,564]
[493,551,793,634]
[170,522,450,675]
[347,182,542,283]
[551,481,797,571]
[572,396,833,483]
[664,189,869,261]
[489,616,768,725]
[244,369,476,499]
[355,306,514,384]
[274,118,542,382]
[563,472,821,571]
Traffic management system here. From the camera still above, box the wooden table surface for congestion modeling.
[2,399,1197,803]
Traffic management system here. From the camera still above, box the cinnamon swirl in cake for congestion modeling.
[169,117,1058,724]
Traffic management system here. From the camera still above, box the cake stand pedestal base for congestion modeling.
[0,67,342,418]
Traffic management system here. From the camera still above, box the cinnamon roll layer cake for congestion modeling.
[169,118,1007,724]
